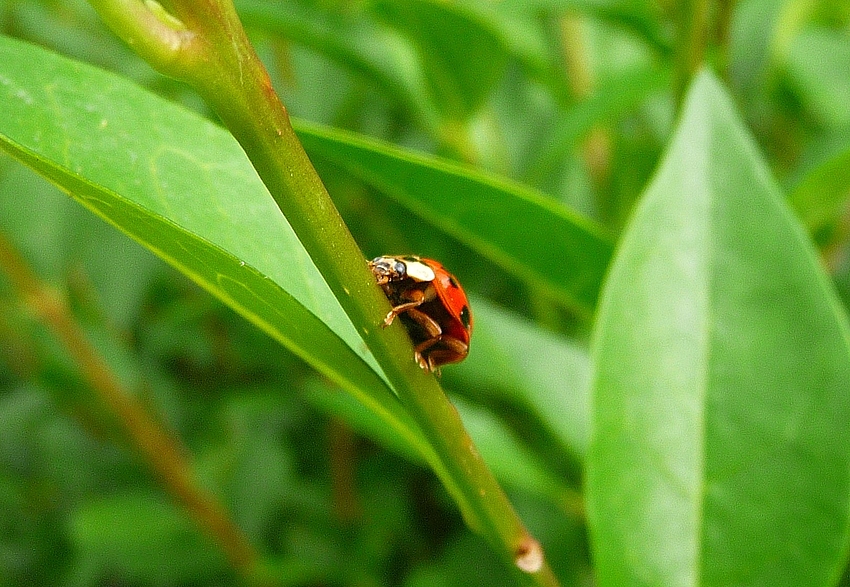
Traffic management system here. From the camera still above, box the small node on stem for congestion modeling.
[514,536,544,574]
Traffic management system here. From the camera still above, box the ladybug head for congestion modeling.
[369,256,408,285]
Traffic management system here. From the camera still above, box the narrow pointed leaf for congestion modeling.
[587,70,850,586]
[295,120,613,317]
[0,34,434,462]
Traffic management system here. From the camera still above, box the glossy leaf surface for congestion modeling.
[0,37,575,528]
[0,34,424,455]
[295,121,613,317]
[587,70,850,586]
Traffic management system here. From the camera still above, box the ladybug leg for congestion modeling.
[403,314,469,373]
[382,290,425,327]
[413,338,440,372]
[433,336,469,356]
[399,308,445,371]
[402,308,442,337]
[381,285,437,327]
[415,352,432,372]
[415,337,469,372]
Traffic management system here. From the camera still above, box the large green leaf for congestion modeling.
[0,36,576,527]
[295,121,613,317]
[587,70,850,586]
[0,34,430,461]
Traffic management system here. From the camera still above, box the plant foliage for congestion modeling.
[1,0,850,585]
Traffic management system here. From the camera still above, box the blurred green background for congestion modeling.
[1,0,850,585]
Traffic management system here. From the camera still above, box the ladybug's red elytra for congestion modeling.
[369,255,472,372]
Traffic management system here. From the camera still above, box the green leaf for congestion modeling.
[785,27,850,128]
[523,65,671,185]
[499,0,672,52]
[306,298,587,507]
[587,70,850,586]
[727,0,784,100]
[295,120,613,318]
[0,37,516,533]
[788,143,850,241]
[447,297,591,461]
[0,34,437,467]
[374,0,509,120]
[459,2,560,86]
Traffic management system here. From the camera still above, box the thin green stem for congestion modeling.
[90,0,560,584]
[0,230,260,579]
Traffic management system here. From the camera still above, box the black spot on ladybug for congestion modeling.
[448,275,459,288]
[459,306,471,329]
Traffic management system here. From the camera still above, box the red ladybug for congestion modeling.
[369,255,472,372]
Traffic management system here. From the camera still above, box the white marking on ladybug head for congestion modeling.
[404,260,436,282]
[369,256,407,284]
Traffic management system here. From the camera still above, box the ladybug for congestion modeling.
[369,255,472,372]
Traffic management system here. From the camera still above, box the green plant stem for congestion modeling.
[89,0,560,584]
[0,230,260,578]
[673,0,709,109]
